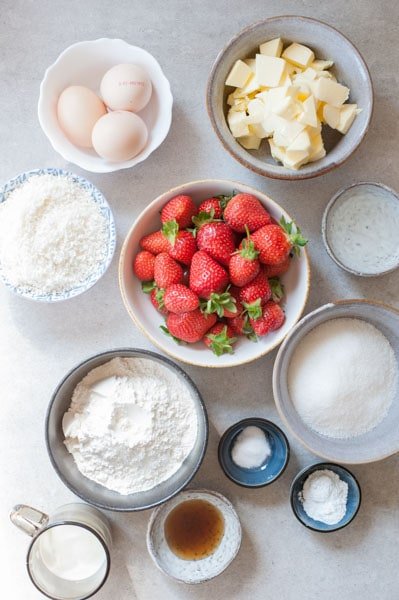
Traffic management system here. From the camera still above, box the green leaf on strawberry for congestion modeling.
[162,219,179,245]
[191,208,217,228]
[160,325,182,344]
[142,280,156,293]
[269,277,285,303]
[206,325,237,356]
[215,192,235,209]
[201,289,237,318]
[242,298,263,320]
[279,216,308,257]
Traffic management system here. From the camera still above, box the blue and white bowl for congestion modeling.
[290,462,361,532]
[218,418,290,487]
[0,168,116,302]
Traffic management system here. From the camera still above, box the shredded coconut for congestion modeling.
[0,174,108,294]
[288,318,398,438]
[62,357,198,495]
[299,469,348,525]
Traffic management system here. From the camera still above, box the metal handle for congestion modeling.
[10,504,49,537]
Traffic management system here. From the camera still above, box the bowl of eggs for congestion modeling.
[38,38,173,173]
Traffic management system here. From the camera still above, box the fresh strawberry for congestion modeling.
[161,195,198,228]
[251,217,307,265]
[250,301,285,336]
[262,256,291,278]
[140,230,170,254]
[224,193,271,233]
[133,250,155,281]
[198,197,224,219]
[154,253,183,288]
[165,310,217,343]
[196,222,235,266]
[201,288,237,318]
[150,287,167,315]
[189,250,229,299]
[164,284,199,314]
[239,271,272,320]
[229,226,260,286]
[226,286,244,316]
[160,220,197,266]
[203,323,237,356]
[229,313,257,339]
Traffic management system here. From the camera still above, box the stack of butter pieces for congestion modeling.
[225,38,360,170]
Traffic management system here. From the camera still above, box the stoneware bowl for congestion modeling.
[322,182,399,277]
[38,38,173,173]
[146,489,242,583]
[46,349,208,511]
[218,418,289,487]
[0,167,115,302]
[273,300,399,463]
[207,15,373,180]
[290,462,361,532]
[119,179,310,368]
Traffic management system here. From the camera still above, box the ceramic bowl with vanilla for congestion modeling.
[119,180,310,368]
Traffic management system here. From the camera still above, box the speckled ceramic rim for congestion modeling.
[118,178,311,368]
[45,348,209,512]
[217,417,290,488]
[289,462,362,533]
[0,167,116,302]
[206,15,374,180]
[146,488,242,584]
[322,181,399,277]
[26,521,111,599]
[273,299,399,464]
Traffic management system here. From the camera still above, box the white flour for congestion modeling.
[288,318,398,438]
[299,469,348,525]
[62,357,198,495]
[0,174,108,293]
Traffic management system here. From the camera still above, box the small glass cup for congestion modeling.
[10,502,112,600]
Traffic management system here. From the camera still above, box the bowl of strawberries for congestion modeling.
[119,180,310,367]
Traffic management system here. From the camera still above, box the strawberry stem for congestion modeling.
[269,278,284,303]
[201,289,237,318]
[206,325,237,356]
[242,298,263,320]
[279,216,308,257]
[162,219,179,245]
[142,281,156,293]
[160,325,182,344]
[238,225,259,260]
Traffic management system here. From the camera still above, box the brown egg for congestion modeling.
[57,86,107,148]
[91,111,148,162]
[100,64,152,112]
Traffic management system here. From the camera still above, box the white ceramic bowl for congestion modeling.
[147,489,241,583]
[38,38,173,173]
[273,300,399,464]
[119,179,310,368]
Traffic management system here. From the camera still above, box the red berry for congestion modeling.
[262,256,291,278]
[140,230,170,254]
[198,197,223,219]
[225,286,244,317]
[229,227,260,286]
[164,284,199,314]
[161,195,198,229]
[251,217,307,265]
[203,323,237,356]
[229,313,254,338]
[150,287,167,315]
[189,250,229,299]
[166,310,217,343]
[154,253,183,288]
[168,231,197,266]
[224,193,271,233]
[133,250,155,281]
[239,270,271,306]
[196,222,236,266]
[250,301,285,336]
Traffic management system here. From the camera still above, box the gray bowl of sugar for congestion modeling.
[46,349,208,511]
[273,300,399,464]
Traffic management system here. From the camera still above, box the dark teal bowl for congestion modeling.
[218,418,290,488]
[290,462,361,532]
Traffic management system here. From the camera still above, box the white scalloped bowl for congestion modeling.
[38,38,173,173]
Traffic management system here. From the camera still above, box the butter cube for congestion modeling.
[247,99,267,124]
[238,135,261,150]
[336,104,358,134]
[302,67,318,81]
[243,58,256,72]
[259,38,283,57]
[227,93,236,106]
[323,104,341,129]
[225,60,253,88]
[273,96,301,120]
[282,43,315,68]
[227,110,249,137]
[268,138,286,164]
[297,95,318,127]
[309,135,326,161]
[311,59,334,71]
[317,70,335,80]
[313,78,349,106]
[284,149,310,169]
[255,54,286,87]
[249,122,271,139]
[273,118,305,147]
[287,130,311,153]
[231,100,249,112]
[240,73,262,96]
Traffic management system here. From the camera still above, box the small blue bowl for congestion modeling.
[218,418,290,488]
[290,462,361,532]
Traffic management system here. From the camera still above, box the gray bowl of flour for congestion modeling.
[46,349,208,511]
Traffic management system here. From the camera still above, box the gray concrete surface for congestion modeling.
[1,1,399,598]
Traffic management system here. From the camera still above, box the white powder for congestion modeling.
[288,318,398,438]
[62,357,198,495]
[231,426,271,469]
[299,469,348,525]
[0,174,108,294]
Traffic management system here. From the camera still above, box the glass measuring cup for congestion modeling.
[10,502,111,600]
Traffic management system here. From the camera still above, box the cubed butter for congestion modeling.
[249,122,271,139]
[311,59,334,71]
[297,95,318,127]
[227,93,235,106]
[240,73,262,96]
[336,104,358,134]
[227,110,250,137]
[268,138,286,163]
[247,98,267,124]
[273,96,301,120]
[243,58,256,72]
[287,130,311,153]
[259,37,283,57]
[282,43,315,68]
[323,104,341,129]
[238,135,261,150]
[225,60,253,88]
[302,67,318,81]
[284,149,310,169]
[255,54,286,87]
[313,78,349,106]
